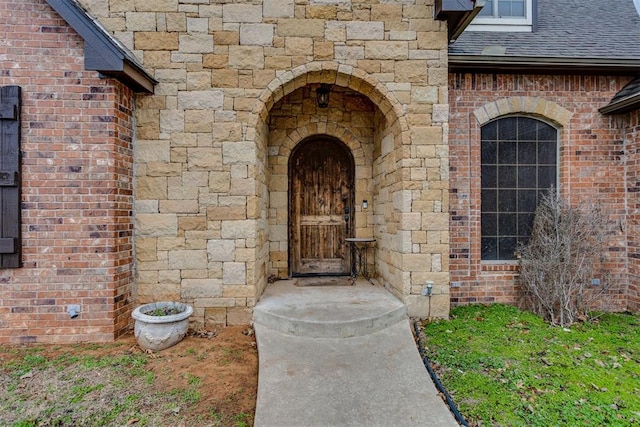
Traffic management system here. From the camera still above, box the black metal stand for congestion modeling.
[345,238,376,285]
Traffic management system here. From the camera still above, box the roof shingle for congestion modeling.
[451,0,640,60]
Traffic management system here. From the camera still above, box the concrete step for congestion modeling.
[252,279,407,338]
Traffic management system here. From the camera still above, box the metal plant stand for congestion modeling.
[345,238,376,285]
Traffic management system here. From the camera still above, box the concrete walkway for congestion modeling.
[252,279,458,427]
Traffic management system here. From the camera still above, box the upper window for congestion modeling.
[481,117,557,261]
[467,0,533,32]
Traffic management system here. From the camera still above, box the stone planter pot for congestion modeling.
[132,302,193,351]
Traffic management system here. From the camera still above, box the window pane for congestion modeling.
[498,189,517,212]
[538,142,556,164]
[481,141,497,164]
[518,142,536,164]
[482,165,497,188]
[498,141,517,164]
[498,0,525,17]
[482,120,497,141]
[511,1,525,16]
[498,117,518,140]
[518,166,537,187]
[498,1,511,16]
[518,190,537,212]
[518,212,535,236]
[498,237,518,260]
[518,119,537,140]
[538,123,557,141]
[479,0,494,16]
[538,166,557,188]
[482,189,497,212]
[499,213,517,235]
[481,213,497,236]
[498,165,517,188]
[482,237,498,260]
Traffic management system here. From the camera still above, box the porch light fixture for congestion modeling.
[316,84,331,108]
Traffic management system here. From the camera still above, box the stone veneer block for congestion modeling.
[177,90,224,110]
[207,239,237,262]
[169,250,208,270]
[126,12,156,31]
[181,279,223,299]
[222,141,256,164]
[223,4,263,23]
[264,0,294,18]
[411,86,438,104]
[346,21,384,40]
[240,24,274,46]
[137,214,178,237]
[276,19,325,38]
[179,34,214,53]
[223,262,247,285]
[221,220,257,239]
[134,32,178,50]
[364,41,408,60]
[133,0,177,12]
[228,46,265,69]
[335,46,364,60]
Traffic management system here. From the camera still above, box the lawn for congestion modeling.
[422,304,640,426]
[0,326,257,427]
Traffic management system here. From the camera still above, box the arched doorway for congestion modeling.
[289,135,355,276]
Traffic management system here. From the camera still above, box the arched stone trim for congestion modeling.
[277,123,369,168]
[473,97,573,127]
[249,61,408,146]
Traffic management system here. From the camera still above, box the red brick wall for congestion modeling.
[625,108,640,312]
[449,72,630,311]
[0,0,135,343]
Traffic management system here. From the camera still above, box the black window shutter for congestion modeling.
[0,86,22,268]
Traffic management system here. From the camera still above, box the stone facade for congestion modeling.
[78,0,452,329]
[0,0,135,343]
[449,73,632,310]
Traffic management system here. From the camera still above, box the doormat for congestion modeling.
[295,277,353,287]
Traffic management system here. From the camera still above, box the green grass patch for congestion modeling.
[423,304,640,426]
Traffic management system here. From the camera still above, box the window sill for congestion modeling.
[466,23,532,32]
[481,261,519,272]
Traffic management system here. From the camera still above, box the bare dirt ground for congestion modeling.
[0,326,258,426]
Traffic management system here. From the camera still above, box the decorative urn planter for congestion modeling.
[132,302,193,351]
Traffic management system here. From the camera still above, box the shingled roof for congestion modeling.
[600,76,640,114]
[450,0,640,74]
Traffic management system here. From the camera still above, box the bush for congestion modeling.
[517,189,617,326]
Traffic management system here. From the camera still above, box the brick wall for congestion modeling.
[625,108,640,312]
[0,0,135,343]
[449,72,631,310]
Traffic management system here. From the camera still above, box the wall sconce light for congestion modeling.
[316,84,331,108]
[362,200,368,209]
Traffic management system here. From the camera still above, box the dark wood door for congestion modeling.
[290,137,354,276]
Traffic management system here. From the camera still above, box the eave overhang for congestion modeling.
[435,0,486,42]
[599,93,640,115]
[449,54,640,76]
[600,77,640,115]
[45,0,156,93]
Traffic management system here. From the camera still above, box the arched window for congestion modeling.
[481,116,558,260]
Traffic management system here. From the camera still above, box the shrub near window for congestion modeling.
[517,190,617,326]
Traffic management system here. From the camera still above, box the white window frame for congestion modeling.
[467,0,533,32]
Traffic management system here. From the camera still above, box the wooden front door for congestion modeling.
[290,136,354,276]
